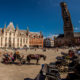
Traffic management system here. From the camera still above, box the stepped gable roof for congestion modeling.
[6,22,15,31]
[74,32,80,37]
[0,22,42,38]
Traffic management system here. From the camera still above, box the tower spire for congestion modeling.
[40,31,43,38]
[26,26,29,36]
[60,2,74,38]
[4,24,6,29]
[2,24,6,33]
[16,24,19,30]
[27,26,29,31]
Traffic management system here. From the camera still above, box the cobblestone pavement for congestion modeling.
[0,48,69,80]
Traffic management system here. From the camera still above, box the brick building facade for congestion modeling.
[54,2,80,47]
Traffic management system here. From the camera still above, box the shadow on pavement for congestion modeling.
[24,78,33,80]
[1,62,40,65]
[25,63,40,65]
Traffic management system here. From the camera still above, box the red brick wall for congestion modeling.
[29,37,43,48]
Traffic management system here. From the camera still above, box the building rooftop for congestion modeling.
[74,32,80,37]
[0,22,43,38]
[57,34,64,38]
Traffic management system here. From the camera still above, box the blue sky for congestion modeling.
[0,0,80,37]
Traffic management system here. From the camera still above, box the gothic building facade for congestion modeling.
[0,22,43,48]
[54,2,80,47]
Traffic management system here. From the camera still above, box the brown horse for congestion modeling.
[26,54,46,64]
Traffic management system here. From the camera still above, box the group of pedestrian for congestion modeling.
[2,51,24,64]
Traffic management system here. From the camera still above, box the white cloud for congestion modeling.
[47,34,58,40]
[74,27,80,31]
[74,27,78,30]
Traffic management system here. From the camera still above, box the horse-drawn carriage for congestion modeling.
[2,52,26,64]
[2,52,46,65]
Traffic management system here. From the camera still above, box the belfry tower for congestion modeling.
[60,2,74,39]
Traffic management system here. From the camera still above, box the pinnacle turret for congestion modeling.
[26,26,29,35]
[16,24,19,30]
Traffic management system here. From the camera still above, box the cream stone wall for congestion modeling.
[0,22,43,48]
[0,32,28,48]
[0,30,28,48]
[0,37,1,47]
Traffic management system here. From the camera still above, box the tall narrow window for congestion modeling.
[6,32,7,36]
[23,38,25,43]
[5,37,7,47]
[20,38,22,46]
[1,37,2,47]
[13,38,15,47]
[17,38,19,47]
[26,39,27,43]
